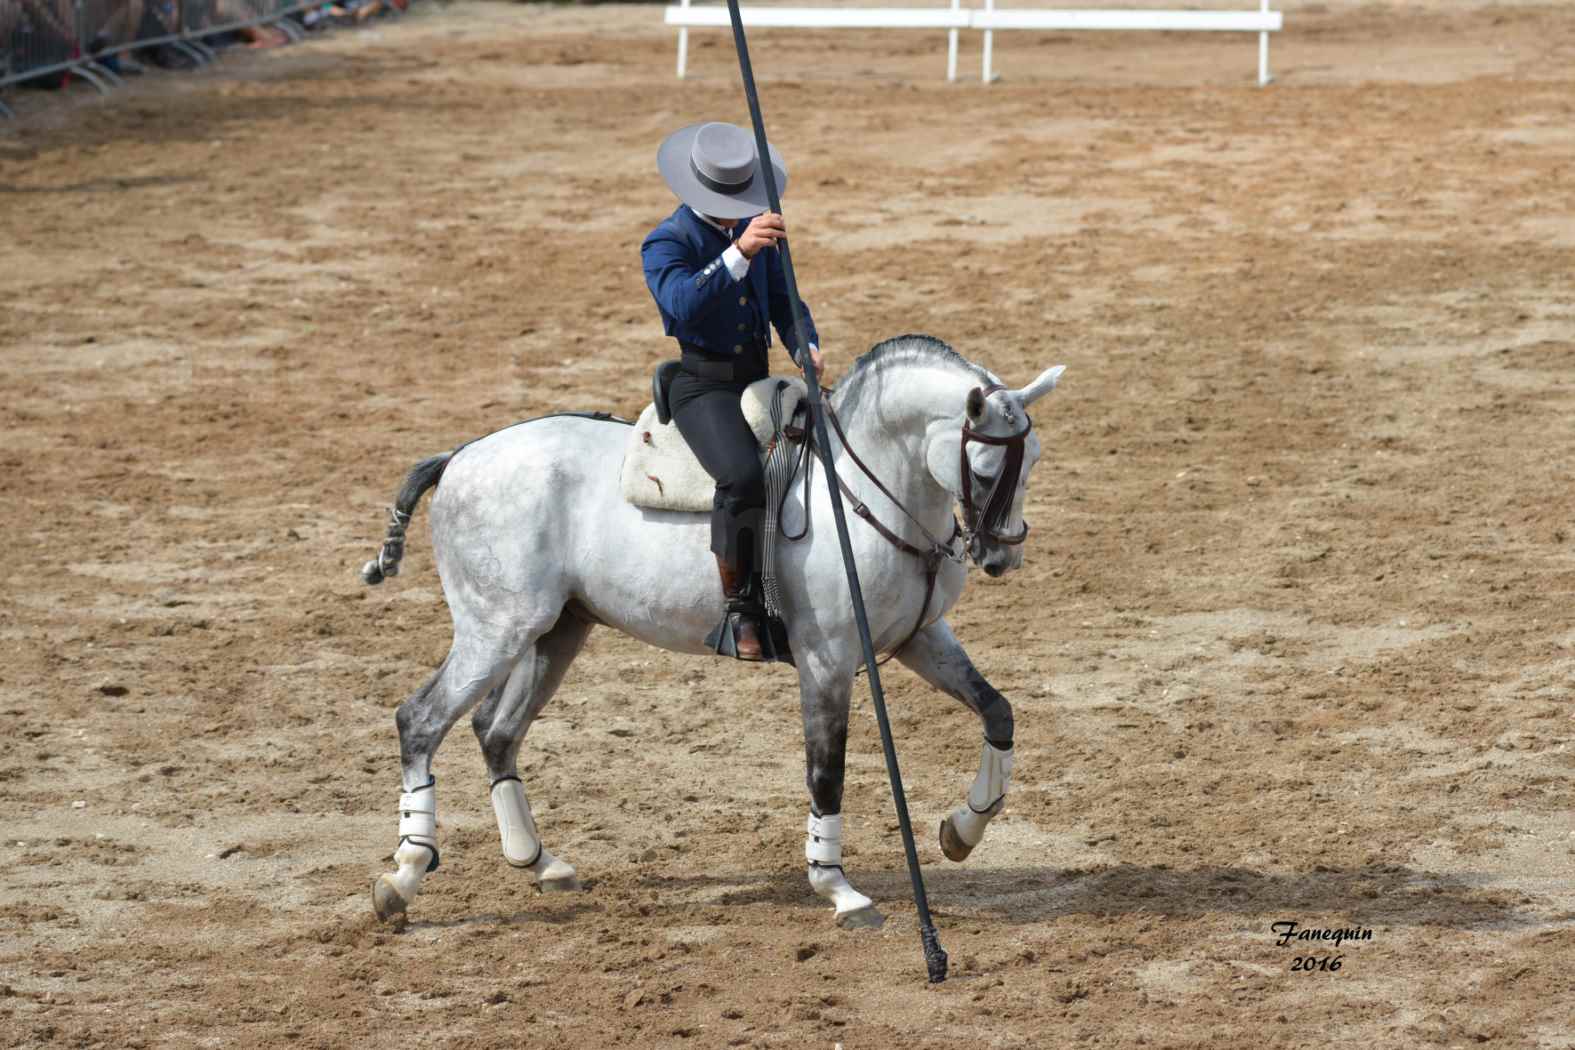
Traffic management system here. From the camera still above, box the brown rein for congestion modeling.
[780,397,972,670]
[774,382,1031,668]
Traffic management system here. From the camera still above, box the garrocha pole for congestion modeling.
[721,0,949,984]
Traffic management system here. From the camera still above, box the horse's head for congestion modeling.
[925,364,1065,577]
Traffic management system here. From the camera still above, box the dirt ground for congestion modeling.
[3,1,1574,1047]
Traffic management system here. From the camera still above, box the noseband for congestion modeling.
[959,383,1031,547]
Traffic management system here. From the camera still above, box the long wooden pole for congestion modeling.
[721,0,949,983]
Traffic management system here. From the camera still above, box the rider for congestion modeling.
[642,121,826,662]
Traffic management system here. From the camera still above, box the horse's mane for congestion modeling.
[832,334,995,407]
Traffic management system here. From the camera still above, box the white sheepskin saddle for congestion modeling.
[620,375,808,512]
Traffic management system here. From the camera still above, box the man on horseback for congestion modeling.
[642,121,826,662]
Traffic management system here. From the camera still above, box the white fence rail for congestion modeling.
[665,2,1283,85]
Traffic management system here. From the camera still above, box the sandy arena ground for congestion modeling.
[2,2,1573,1047]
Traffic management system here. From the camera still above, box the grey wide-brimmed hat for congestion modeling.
[657,121,789,221]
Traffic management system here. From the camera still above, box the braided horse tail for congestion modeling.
[361,452,455,585]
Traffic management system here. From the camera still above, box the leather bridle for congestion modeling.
[959,382,1032,548]
[780,382,1032,668]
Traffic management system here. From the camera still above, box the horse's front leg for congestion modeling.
[797,656,885,929]
[895,619,1015,862]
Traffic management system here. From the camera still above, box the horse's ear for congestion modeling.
[1015,365,1066,406]
[966,386,987,421]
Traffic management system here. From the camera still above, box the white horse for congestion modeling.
[363,335,1065,928]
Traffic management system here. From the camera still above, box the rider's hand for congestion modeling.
[736,212,786,258]
[804,343,826,375]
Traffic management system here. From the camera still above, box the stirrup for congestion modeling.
[704,606,769,662]
[703,603,792,665]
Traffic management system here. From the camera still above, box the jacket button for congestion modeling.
[737,323,747,332]
[733,344,743,354]
[738,296,748,306]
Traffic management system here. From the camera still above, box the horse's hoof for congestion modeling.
[537,872,582,893]
[836,904,886,930]
[372,874,410,922]
[534,855,581,893]
[939,815,975,863]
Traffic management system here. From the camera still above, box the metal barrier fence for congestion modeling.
[0,0,415,118]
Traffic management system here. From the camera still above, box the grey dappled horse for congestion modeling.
[363,335,1064,929]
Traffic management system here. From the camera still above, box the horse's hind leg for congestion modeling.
[471,613,591,894]
[372,633,520,923]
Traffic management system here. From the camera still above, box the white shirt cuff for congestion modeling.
[721,244,750,281]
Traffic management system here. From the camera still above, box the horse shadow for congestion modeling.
[394,898,604,933]
[0,174,202,195]
[644,862,1542,932]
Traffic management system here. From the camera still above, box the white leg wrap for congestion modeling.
[489,777,580,890]
[804,812,880,926]
[397,780,439,869]
[372,779,443,920]
[805,812,844,866]
[490,777,544,868]
[950,741,1014,848]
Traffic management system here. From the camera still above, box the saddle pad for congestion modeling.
[620,375,807,512]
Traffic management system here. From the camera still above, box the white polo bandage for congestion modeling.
[949,741,1014,850]
[490,777,544,869]
[805,812,844,866]
[398,781,438,847]
[967,741,1014,815]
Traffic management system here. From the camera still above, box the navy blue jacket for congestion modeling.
[642,204,818,365]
